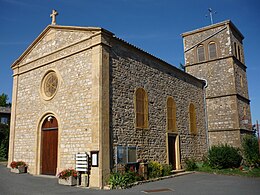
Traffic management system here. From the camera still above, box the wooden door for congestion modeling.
[168,135,176,170]
[41,117,58,175]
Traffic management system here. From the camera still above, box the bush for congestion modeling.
[108,170,142,189]
[148,161,163,178]
[184,158,198,171]
[208,144,242,169]
[242,135,260,167]
[0,123,9,161]
[109,172,127,189]
[162,164,172,176]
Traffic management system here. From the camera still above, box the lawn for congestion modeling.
[196,163,260,177]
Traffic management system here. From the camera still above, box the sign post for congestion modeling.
[76,152,90,187]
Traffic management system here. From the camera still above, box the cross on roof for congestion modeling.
[50,9,58,25]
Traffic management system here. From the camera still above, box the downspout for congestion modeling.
[200,78,209,150]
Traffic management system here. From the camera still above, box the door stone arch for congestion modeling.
[40,115,58,175]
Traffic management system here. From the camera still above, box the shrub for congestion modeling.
[148,161,163,178]
[208,144,242,169]
[0,123,9,161]
[108,170,142,189]
[162,164,172,176]
[242,135,260,167]
[109,172,127,189]
[184,158,198,171]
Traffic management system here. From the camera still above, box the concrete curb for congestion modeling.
[105,171,195,190]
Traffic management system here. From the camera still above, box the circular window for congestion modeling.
[41,71,58,100]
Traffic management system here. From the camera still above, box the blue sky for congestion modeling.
[0,0,259,124]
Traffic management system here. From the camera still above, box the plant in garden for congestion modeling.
[148,161,163,178]
[57,168,78,180]
[108,172,128,189]
[208,144,242,169]
[242,135,260,167]
[184,158,198,171]
[162,164,172,176]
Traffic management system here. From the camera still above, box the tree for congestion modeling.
[0,93,11,107]
[0,123,9,160]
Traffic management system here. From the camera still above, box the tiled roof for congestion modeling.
[0,106,11,114]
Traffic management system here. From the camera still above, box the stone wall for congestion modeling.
[182,21,253,147]
[109,39,207,166]
[209,130,241,147]
[10,27,102,181]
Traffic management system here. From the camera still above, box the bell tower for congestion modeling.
[182,20,252,147]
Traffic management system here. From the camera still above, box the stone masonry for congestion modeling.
[109,37,207,165]
[9,23,208,189]
[182,20,252,147]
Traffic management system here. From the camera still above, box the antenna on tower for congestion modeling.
[206,8,217,25]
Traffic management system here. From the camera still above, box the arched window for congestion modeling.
[167,97,177,132]
[197,45,205,62]
[208,42,217,59]
[234,42,237,58]
[189,103,197,134]
[135,88,148,128]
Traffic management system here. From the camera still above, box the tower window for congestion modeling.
[197,45,205,62]
[167,97,177,132]
[240,74,244,88]
[234,42,237,58]
[208,42,217,59]
[135,88,149,128]
[189,103,197,134]
[237,46,241,61]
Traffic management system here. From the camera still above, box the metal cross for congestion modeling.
[50,9,58,25]
[206,8,217,25]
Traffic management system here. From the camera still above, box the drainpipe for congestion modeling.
[200,78,209,150]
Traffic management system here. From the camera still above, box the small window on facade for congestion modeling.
[189,103,197,134]
[240,74,244,88]
[116,146,127,164]
[237,45,241,61]
[234,42,237,58]
[197,45,205,62]
[115,146,137,164]
[127,146,137,163]
[208,42,217,59]
[167,97,177,132]
[135,88,148,128]
[0,117,8,124]
[243,107,247,118]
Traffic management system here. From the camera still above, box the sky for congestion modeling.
[0,0,259,124]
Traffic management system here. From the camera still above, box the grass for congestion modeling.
[196,163,260,177]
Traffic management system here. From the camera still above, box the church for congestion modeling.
[8,11,252,188]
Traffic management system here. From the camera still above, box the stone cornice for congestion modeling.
[206,93,250,103]
[181,20,244,39]
[208,128,252,132]
[13,32,112,76]
[185,55,247,69]
[11,25,114,69]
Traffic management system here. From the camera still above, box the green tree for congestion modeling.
[0,93,10,160]
[0,93,9,107]
[242,135,260,167]
[0,123,9,161]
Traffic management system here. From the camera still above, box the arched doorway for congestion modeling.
[41,116,58,175]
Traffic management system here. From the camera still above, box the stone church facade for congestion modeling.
[182,20,252,147]
[8,20,251,188]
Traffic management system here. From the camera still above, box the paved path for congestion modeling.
[1,164,260,194]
